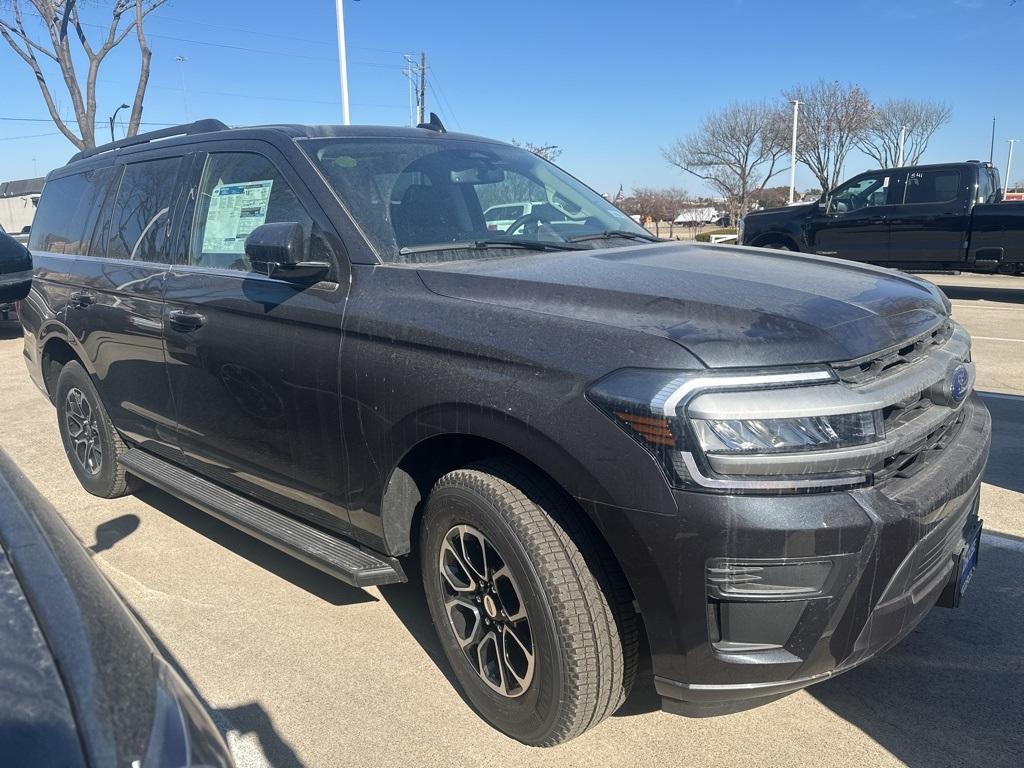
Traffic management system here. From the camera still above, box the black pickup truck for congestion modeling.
[740,161,1024,273]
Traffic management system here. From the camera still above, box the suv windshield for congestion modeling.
[299,137,653,263]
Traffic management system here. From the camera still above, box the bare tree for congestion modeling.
[0,0,167,150]
[662,101,789,217]
[785,80,872,192]
[857,99,952,168]
[619,187,689,233]
[511,139,563,163]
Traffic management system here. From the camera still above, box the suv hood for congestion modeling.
[416,242,949,368]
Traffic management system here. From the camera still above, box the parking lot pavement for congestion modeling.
[0,274,1021,768]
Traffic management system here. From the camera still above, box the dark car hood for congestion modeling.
[416,242,949,368]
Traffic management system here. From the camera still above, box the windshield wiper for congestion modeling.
[567,229,661,243]
[399,238,586,256]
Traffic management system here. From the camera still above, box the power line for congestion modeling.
[156,14,408,54]
[426,66,461,130]
[0,132,60,141]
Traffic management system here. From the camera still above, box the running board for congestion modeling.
[120,449,403,587]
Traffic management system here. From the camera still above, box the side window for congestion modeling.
[903,169,961,205]
[28,168,116,255]
[107,157,182,262]
[977,170,994,204]
[190,152,313,272]
[827,174,891,214]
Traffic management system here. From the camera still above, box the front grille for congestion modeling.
[876,408,967,482]
[835,321,954,386]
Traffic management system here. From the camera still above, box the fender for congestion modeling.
[376,403,618,556]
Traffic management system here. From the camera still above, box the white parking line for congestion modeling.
[970,336,1024,343]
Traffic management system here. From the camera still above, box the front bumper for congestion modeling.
[588,394,991,715]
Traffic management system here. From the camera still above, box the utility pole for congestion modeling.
[897,125,907,167]
[416,51,426,125]
[1006,139,1018,200]
[335,0,350,125]
[788,99,801,205]
[403,54,416,127]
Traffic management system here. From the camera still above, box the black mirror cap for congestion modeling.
[0,231,32,302]
[244,222,330,283]
[244,221,305,267]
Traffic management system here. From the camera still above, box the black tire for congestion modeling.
[55,361,139,498]
[421,459,638,746]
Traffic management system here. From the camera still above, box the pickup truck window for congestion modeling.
[827,173,893,214]
[977,170,994,204]
[903,169,961,205]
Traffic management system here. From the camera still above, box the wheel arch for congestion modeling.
[40,329,89,402]
[378,409,615,560]
[751,231,800,251]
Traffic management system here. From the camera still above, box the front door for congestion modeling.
[162,146,353,535]
[887,167,969,264]
[806,171,900,264]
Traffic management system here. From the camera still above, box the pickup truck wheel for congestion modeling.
[55,361,139,498]
[421,460,638,746]
[762,240,795,251]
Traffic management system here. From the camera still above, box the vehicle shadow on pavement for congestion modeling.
[936,284,1024,304]
[979,392,1024,494]
[0,320,22,341]
[134,486,376,606]
[808,532,1024,768]
[129,607,306,768]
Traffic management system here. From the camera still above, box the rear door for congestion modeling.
[59,155,185,459]
[162,143,354,535]
[886,166,969,264]
[805,171,900,263]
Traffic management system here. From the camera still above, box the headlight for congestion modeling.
[692,411,883,454]
[588,367,883,493]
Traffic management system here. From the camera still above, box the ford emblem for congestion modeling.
[949,364,970,404]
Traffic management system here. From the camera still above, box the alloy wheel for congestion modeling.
[438,524,535,698]
[65,387,103,476]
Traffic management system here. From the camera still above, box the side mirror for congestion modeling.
[0,231,32,303]
[244,222,329,282]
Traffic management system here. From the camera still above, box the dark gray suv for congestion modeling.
[20,118,990,745]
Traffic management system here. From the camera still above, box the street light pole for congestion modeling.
[788,99,801,205]
[108,102,130,143]
[897,125,907,167]
[175,56,189,121]
[335,0,350,125]
[1006,139,1018,200]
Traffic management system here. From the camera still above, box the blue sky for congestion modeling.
[1,0,1022,196]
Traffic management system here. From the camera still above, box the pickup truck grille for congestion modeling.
[834,321,954,386]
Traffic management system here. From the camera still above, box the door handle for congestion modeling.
[167,309,206,330]
[69,290,95,308]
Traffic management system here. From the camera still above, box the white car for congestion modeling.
[483,201,547,232]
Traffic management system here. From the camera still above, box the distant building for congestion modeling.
[0,177,44,234]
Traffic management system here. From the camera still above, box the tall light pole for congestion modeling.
[788,99,801,205]
[175,56,189,121]
[897,125,907,167]
[1006,139,1018,200]
[108,102,130,143]
[335,0,350,125]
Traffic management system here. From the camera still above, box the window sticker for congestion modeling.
[201,179,274,254]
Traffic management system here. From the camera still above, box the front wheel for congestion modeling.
[421,460,638,746]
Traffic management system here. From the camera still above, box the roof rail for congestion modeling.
[70,119,230,163]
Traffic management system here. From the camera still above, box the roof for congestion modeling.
[63,118,503,169]
[0,177,44,198]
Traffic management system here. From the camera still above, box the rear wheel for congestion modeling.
[762,239,795,251]
[421,459,638,746]
[56,361,139,498]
